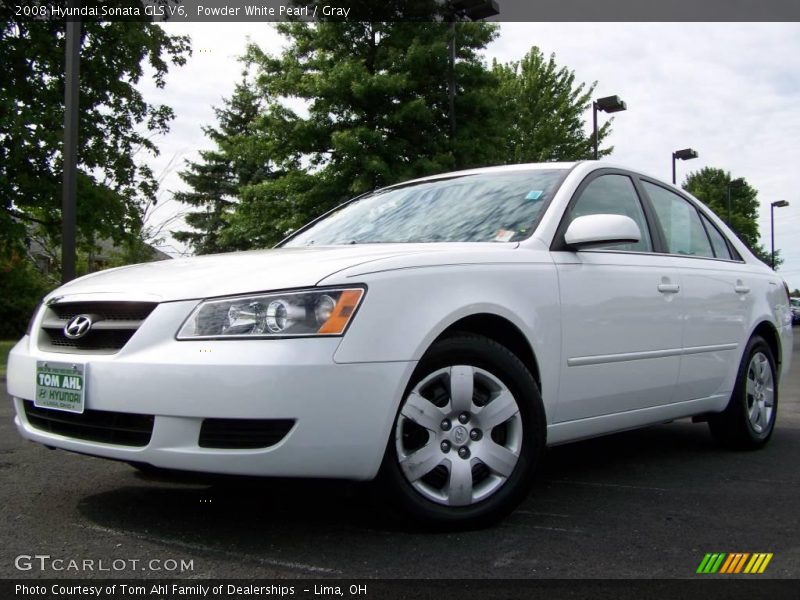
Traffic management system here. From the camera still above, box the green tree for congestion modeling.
[682,168,780,268]
[0,248,54,338]
[1,15,190,329]
[221,16,500,248]
[1,17,190,263]
[491,47,609,163]
[173,80,272,254]
[178,13,614,251]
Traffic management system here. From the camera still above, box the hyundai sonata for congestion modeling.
[8,162,792,527]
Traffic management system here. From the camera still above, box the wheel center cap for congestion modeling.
[452,425,469,445]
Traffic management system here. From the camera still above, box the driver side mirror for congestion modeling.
[564,214,641,249]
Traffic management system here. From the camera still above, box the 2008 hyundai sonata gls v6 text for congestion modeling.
[8,162,793,527]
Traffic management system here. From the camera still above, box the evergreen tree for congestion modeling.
[173,81,271,254]
[221,18,500,248]
[177,15,614,250]
[492,47,608,163]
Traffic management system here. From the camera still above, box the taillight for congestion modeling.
[783,280,791,302]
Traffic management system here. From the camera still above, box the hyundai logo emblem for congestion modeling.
[453,426,468,445]
[64,314,93,340]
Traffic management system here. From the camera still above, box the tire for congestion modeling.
[708,335,778,450]
[378,333,545,530]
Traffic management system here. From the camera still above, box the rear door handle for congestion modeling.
[657,283,680,294]
[734,283,750,294]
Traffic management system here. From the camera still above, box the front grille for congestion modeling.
[38,301,157,354]
[48,302,156,322]
[43,329,137,351]
[23,401,154,447]
[199,418,295,449]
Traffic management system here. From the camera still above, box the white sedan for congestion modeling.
[8,161,793,528]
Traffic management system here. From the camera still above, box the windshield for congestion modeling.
[282,169,566,246]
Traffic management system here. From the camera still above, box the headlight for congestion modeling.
[176,287,365,339]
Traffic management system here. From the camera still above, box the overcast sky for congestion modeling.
[137,22,800,289]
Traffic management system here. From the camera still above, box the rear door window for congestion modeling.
[699,213,733,260]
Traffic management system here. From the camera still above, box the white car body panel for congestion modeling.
[9,307,415,479]
[7,161,792,481]
[50,244,516,302]
[670,257,752,402]
[550,250,683,422]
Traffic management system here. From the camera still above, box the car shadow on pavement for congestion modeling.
[538,419,721,478]
[75,420,725,541]
[80,473,396,530]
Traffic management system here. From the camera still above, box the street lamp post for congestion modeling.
[770,200,789,269]
[447,0,499,143]
[62,4,81,283]
[592,95,627,160]
[671,148,698,185]
[448,19,456,140]
[726,177,745,225]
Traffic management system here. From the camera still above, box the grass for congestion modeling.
[0,340,16,379]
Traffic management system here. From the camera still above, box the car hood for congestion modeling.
[48,244,518,303]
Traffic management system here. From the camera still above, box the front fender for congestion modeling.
[323,262,562,418]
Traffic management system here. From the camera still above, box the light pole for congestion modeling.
[446,1,499,142]
[62,2,81,283]
[770,200,789,269]
[726,177,745,225]
[671,148,698,185]
[592,95,626,160]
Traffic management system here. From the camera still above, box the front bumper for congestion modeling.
[8,300,415,480]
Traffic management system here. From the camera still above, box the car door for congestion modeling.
[639,180,750,402]
[551,171,683,423]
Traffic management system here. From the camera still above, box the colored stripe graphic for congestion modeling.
[696,554,713,573]
[697,553,726,573]
[710,553,726,573]
[759,554,773,573]
[744,554,761,573]
[718,554,735,573]
[720,552,750,574]
[732,553,749,573]
[698,552,773,574]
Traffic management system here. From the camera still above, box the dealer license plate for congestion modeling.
[34,361,85,414]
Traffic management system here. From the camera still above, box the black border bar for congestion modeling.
[5,579,800,600]
[6,0,800,22]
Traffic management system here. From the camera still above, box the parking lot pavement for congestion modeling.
[2,332,799,580]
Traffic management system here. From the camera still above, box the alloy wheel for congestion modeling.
[394,365,523,507]
[745,351,774,434]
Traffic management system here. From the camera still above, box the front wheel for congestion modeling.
[379,334,545,529]
[708,335,778,450]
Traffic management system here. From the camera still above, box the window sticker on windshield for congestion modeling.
[525,190,543,201]
[494,229,515,242]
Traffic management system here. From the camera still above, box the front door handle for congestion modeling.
[657,283,681,294]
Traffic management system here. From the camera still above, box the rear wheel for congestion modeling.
[709,335,778,450]
[379,334,545,529]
